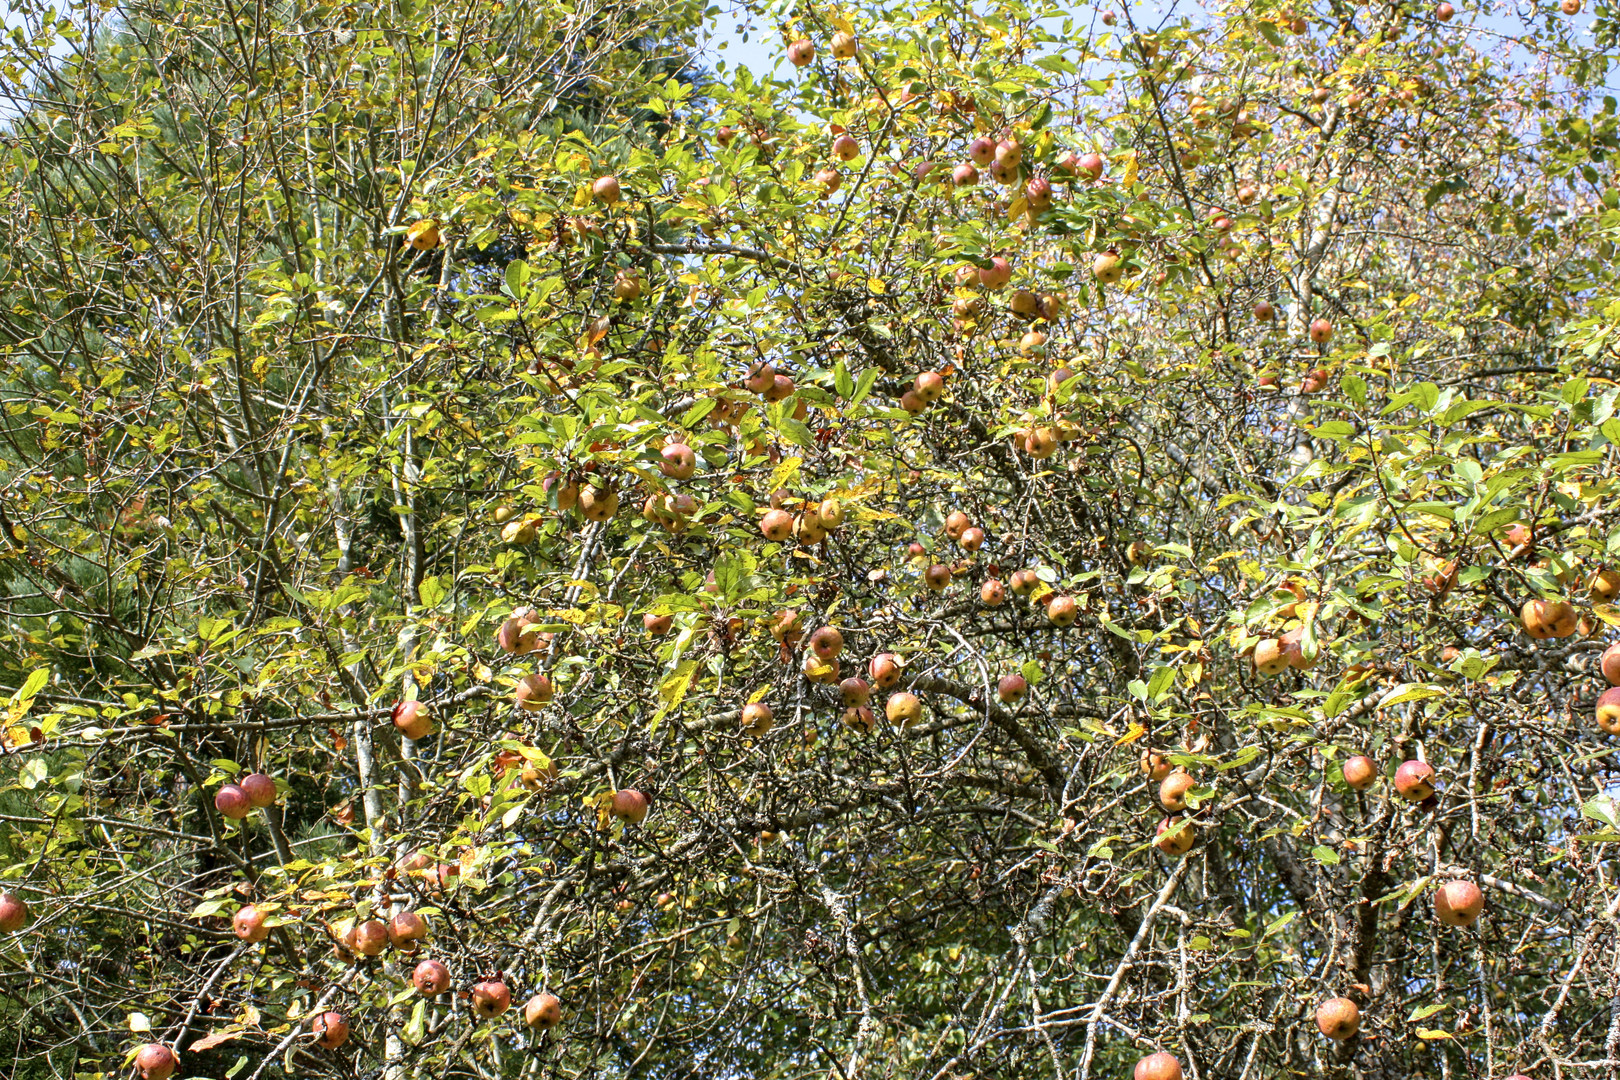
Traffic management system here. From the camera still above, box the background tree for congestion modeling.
[0,0,1618,1077]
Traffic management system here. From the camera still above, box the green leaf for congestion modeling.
[1311,845,1341,865]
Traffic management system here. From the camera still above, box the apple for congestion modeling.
[886,691,923,727]
[1024,427,1058,457]
[916,371,946,403]
[1253,300,1276,321]
[612,789,650,823]
[350,918,388,956]
[815,167,841,196]
[1315,997,1360,1040]
[1236,184,1258,204]
[870,653,902,689]
[394,699,432,740]
[1341,755,1377,791]
[1561,0,1580,11]
[1093,250,1123,284]
[1155,815,1195,856]
[1018,330,1047,357]
[644,612,673,635]
[578,485,618,522]
[525,992,564,1029]
[1279,627,1314,671]
[1309,317,1332,343]
[819,499,845,529]
[591,175,621,205]
[1393,759,1436,801]
[215,783,251,820]
[515,673,554,711]
[1026,177,1053,210]
[1046,596,1078,627]
[952,163,980,186]
[311,1010,350,1048]
[1039,293,1068,321]
[1071,151,1105,181]
[761,509,795,541]
[612,271,641,302]
[995,138,1023,167]
[406,219,440,251]
[659,443,696,479]
[832,133,860,160]
[981,578,1007,605]
[841,705,875,733]
[715,125,736,147]
[942,510,970,540]
[839,677,872,706]
[0,892,28,934]
[233,904,270,943]
[1591,567,1620,603]
[969,137,996,166]
[389,911,429,946]
[899,389,927,415]
[997,674,1027,703]
[796,509,828,545]
[468,979,511,1018]
[1126,540,1152,566]
[134,1045,179,1080]
[1435,879,1484,927]
[978,256,1013,289]
[1597,686,1620,734]
[741,702,774,736]
[787,38,815,66]
[1253,638,1289,675]
[1436,1,1455,17]
[413,958,451,995]
[498,611,541,654]
[770,609,804,647]
[1602,644,1620,685]
[1521,598,1578,639]
[1134,1052,1182,1080]
[925,563,952,591]
[744,362,776,394]
[1141,751,1172,781]
[1159,771,1196,812]
[240,772,277,808]
[808,626,844,661]
[766,373,797,402]
[830,31,857,58]
[1300,367,1331,394]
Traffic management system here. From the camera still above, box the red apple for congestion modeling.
[925,563,951,591]
[312,1010,350,1048]
[612,789,650,823]
[761,509,795,541]
[515,673,554,711]
[1159,771,1196,812]
[981,578,1006,605]
[1435,879,1484,927]
[1155,815,1195,856]
[1436,1,1455,18]
[997,674,1027,703]
[1134,1052,1182,1080]
[1341,755,1377,791]
[741,702,774,736]
[1597,686,1620,735]
[952,163,979,186]
[644,612,673,635]
[240,772,277,808]
[393,699,432,739]
[839,677,871,706]
[1315,997,1360,1040]
[832,133,859,160]
[870,653,902,689]
[743,362,776,394]
[1393,760,1436,801]
[787,38,815,66]
[968,137,996,166]
[525,992,563,1029]
[134,1045,179,1080]
[1009,568,1040,596]
[352,918,389,956]
[591,175,621,205]
[1141,751,1171,781]
[978,257,1012,289]
[1046,596,1078,627]
[389,911,429,946]
[471,980,511,1018]
[810,626,845,660]
[233,904,270,943]
[413,958,451,995]
[1253,300,1276,321]
[659,443,696,479]
[1309,317,1333,343]
[215,783,251,820]
[0,892,29,934]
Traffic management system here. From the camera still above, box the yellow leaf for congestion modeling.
[1415,1029,1454,1041]
[832,12,854,33]
[1115,722,1146,746]
[1119,149,1139,188]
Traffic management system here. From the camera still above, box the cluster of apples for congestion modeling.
[213,770,281,819]
[493,608,557,716]
[759,492,847,545]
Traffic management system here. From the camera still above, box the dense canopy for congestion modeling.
[1,0,1619,1077]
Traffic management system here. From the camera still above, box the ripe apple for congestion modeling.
[135,1045,179,1080]
[1521,598,1578,639]
[925,563,952,591]
[659,443,696,479]
[981,578,1006,605]
[1236,184,1258,204]
[241,772,277,808]
[916,371,946,403]
[839,677,871,706]
[1602,643,1620,685]
[611,789,650,823]
[1093,250,1123,284]
[1597,686,1620,734]
[1046,596,1078,627]
[741,702,774,736]
[969,137,996,166]
[1026,177,1053,210]
[796,509,828,545]
[899,389,927,415]
[1024,427,1058,457]
[770,609,803,647]
[1315,997,1360,1040]
[413,958,451,995]
[578,485,618,522]
[886,691,923,727]
[393,699,432,739]
[1300,367,1331,394]
[995,138,1023,167]
[943,510,971,540]
[1101,9,1117,23]
[1253,300,1276,321]
[766,373,797,402]
[830,31,857,58]
[389,911,429,946]
[815,167,841,196]
[787,38,815,66]
[644,612,673,635]
[1141,751,1172,781]
[952,163,980,187]
[0,892,29,934]
[1134,1052,1182,1080]
[470,979,511,1018]
[1309,317,1333,343]
[525,992,563,1029]
[312,1010,350,1048]
[832,133,860,160]
[1253,638,1289,675]
[839,705,874,733]
[351,918,388,956]
[1435,879,1484,927]
[761,509,795,542]
[612,271,642,302]
[498,611,541,654]
[809,626,844,660]
[1436,1,1454,17]
[1155,815,1195,856]
[818,499,845,529]
[1009,569,1040,596]
[215,783,251,820]
[978,256,1013,289]
[1393,759,1436,801]
[233,904,269,943]
[1561,0,1580,12]
[1341,755,1377,791]
[744,361,776,394]
[1039,292,1068,321]
[870,653,902,689]
[591,175,621,205]
[997,674,1027,703]
[1159,771,1196,812]
[515,673,554,711]
[1126,540,1152,566]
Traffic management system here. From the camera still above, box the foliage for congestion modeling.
[0,0,1618,1077]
